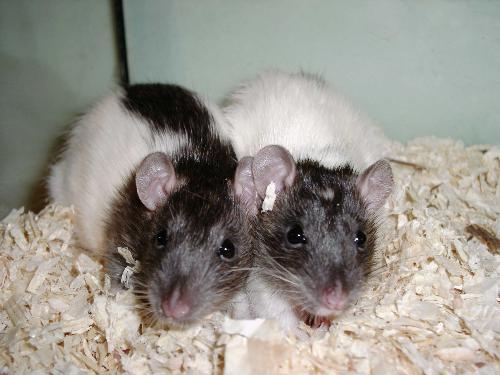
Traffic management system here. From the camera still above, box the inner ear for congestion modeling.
[233,156,258,215]
[252,145,296,199]
[136,152,177,211]
[356,159,393,214]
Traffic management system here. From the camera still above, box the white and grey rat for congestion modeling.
[49,84,252,327]
[223,71,394,332]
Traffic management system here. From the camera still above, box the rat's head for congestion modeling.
[107,151,253,328]
[239,145,393,320]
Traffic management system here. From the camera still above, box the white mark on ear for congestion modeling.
[252,145,296,199]
[261,182,277,212]
[136,152,177,211]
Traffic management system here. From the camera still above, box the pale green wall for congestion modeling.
[0,0,118,217]
[124,0,500,145]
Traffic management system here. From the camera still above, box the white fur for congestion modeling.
[48,90,188,252]
[223,71,392,330]
[230,274,299,333]
[223,70,390,171]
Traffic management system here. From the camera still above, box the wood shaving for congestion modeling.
[261,182,277,212]
[465,224,500,254]
[387,157,426,171]
[1,137,499,374]
[117,247,141,289]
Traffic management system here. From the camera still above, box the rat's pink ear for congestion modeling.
[233,156,258,215]
[356,159,393,214]
[136,152,177,211]
[252,145,296,199]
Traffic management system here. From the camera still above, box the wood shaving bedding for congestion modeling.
[261,182,277,212]
[1,137,499,374]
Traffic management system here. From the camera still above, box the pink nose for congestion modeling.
[322,282,348,311]
[162,286,191,319]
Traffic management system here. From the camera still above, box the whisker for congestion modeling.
[364,253,437,277]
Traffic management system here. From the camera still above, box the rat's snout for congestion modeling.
[162,284,192,320]
[321,280,348,312]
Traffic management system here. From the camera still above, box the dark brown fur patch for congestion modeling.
[104,84,251,326]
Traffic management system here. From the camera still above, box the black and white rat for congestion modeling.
[49,84,252,327]
[223,71,394,331]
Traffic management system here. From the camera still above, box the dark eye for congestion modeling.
[354,231,366,248]
[154,230,167,250]
[218,239,235,260]
[286,225,307,246]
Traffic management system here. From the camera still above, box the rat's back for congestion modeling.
[223,71,390,171]
[48,84,220,252]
